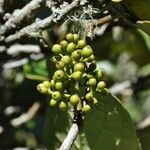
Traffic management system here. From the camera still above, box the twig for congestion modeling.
[7,44,41,55]
[59,111,83,150]
[0,0,44,35]
[136,116,150,130]
[0,0,4,14]
[59,123,79,150]
[5,0,82,43]
[109,81,131,94]
[10,101,40,127]
[2,53,44,69]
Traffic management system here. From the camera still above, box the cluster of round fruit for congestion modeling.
[37,33,108,112]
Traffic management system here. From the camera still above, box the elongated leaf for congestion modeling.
[82,93,140,150]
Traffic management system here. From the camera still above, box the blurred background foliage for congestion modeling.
[0,0,150,149]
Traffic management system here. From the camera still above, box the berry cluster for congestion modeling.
[37,33,109,112]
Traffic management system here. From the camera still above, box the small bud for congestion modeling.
[88,78,97,87]
[52,44,62,54]
[53,70,65,81]
[50,99,57,107]
[61,55,72,65]
[81,46,93,58]
[73,34,79,43]
[66,42,76,53]
[55,82,63,91]
[76,40,86,48]
[60,40,68,50]
[71,71,82,81]
[82,104,91,112]
[70,94,80,106]
[97,81,106,90]
[71,50,81,60]
[52,91,62,101]
[59,101,68,111]
[74,62,85,72]
[43,81,50,88]
[66,33,74,42]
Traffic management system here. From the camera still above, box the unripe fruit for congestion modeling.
[52,91,62,101]
[71,71,82,81]
[60,40,68,50]
[95,70,103,80]
[81,46,93,58]
[85,92,93,101]
[50,79,55,89]
[88,78,97,87]
[50,99,57,107]
[82,104,91,112]
[97,81,106,90]
[43,81,50,88]
[93,98,98,104]
[87,55,95,62]
[61,55,72,65]
[56,61,65,69]
[66,42,76,53]
[52,44,62,54]
[101,88,109,94]
[66,33,74,42]
[74,62,85,72]
[53,70,65,81]
[59,101,68,111]
[70,94,80,106]
[37,84,48,94]
[71,50,81,60]
[76,40,86,48]
[55,82,63,91]
[73,34,79,43]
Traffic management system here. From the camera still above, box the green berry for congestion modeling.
[53,70,65,81]
[59,101,68,111]
[73,34,79,43]
[101,88,109,94]
[93,98,98,104]
[52,44,62,54]
[85,92,93,101]
[71,50,81,60]
[74,62,85,72]
[88,78,97,87]
[84,55,95,62]
[50,99,57,107]
[81,46,93,58]
[66,42,76,53]
[55,82,63,91]
[56,61,65,69]
[43,81,50,88]
[50,79,55,89]
[97,81,106,90]
[70,94,80,106]
[66,33,74,42]
[52,91,62,101]
[71,71,82,81]
[60,40,68,50]
[37,84,48,94]
[76,40,86,48]
[61,55,72,65]
[95,70,103,80]
[82,104,91,112]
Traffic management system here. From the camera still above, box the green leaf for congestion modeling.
[82,93,141,150]
[43,105,70,150]
[137,126,150,150]
[23,59,49,80]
